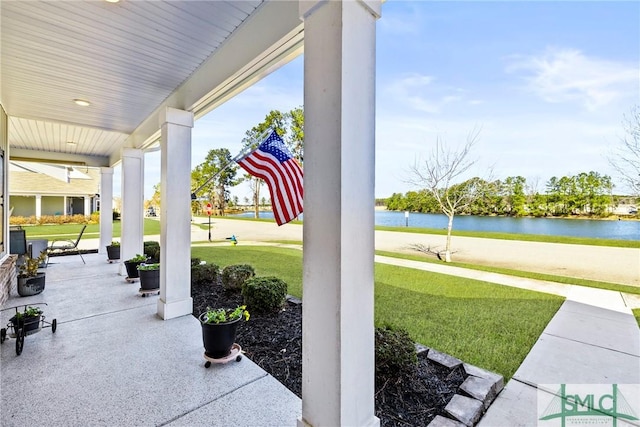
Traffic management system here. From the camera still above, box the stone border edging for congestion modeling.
[417,345,504,427]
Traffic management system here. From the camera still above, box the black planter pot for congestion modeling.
[124,261,144,278]
[139,268,160,290]
[106,245,120,260]
[17,273,46,297]
[10,314,41,334]
[200,315,241,359]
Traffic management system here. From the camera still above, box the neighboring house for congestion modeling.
[9,160,100,218]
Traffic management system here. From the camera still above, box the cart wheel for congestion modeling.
[1,328,6,344]
[52,319,57,333]
[236,355,242,362]
[15,331,24,356]
[141,293,146,298]
[205,361,211,368]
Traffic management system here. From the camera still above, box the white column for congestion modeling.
[157,107,193,320]
[63,196,68,215]
[35,195,42,219]
[99,167,114,255]
[83,196,91,217]
[120,149,144,269]
[299,1,380,427]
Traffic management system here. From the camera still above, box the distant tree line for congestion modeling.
[386,171,629,218]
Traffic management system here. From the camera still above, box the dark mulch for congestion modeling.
[192,281,467,426]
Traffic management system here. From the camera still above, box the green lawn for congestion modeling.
[633,309,640,328]
[190,245,563,380]
[18,219,161,241]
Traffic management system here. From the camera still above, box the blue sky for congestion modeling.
[133,0,639,201]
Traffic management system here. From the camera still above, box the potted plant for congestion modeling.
[199,305,249,359]
[9,306,43,334]
[106,241,120,262]
[17,252,48,297]
[138,263,160,291]
[124,254,147,279]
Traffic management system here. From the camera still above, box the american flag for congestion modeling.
[237,131,303,226]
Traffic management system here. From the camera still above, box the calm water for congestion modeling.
[230,210,639,241]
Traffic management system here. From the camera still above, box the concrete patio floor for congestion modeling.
[0,253,301,427]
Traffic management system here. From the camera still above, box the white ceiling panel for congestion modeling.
[1,0,294,166]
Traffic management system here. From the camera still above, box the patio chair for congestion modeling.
[46,225,87,265]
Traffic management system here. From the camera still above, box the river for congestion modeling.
[230,210,639,241]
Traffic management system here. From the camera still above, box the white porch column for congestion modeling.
[83,196,91,217]
[99,167,114,255]
[35,195,42,219]
[63,196,68,215]
[120,149,144,268]
[299,1,380,427]
[157,107,193,320]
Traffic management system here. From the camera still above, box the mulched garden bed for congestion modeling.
[192,281,467,426]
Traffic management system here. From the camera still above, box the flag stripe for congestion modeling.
[236,131,303,225]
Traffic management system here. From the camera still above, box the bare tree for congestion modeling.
[408,129,482,262]
[609,106,640,196]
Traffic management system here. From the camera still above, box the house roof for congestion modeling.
[9,161,100,196]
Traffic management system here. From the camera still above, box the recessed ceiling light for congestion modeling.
[104,0,120,3]
[73,99,91,107]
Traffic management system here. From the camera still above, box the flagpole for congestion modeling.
[190,128,273,200]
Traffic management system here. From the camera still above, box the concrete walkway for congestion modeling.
[0,254,301,427]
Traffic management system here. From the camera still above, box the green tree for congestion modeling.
[286,106,304,163]
[191,148,240,216]
[504,176,527,216]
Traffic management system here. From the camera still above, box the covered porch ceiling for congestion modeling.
[1,0,303,168]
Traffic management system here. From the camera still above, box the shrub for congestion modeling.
[191,263,220,287]
[89,212,100,224]
[144,241,160,263]
[113,211,121,221]
[222,264,255,291]
[375,325,417,379]
[241,276,287,314]
[191,257,202,267]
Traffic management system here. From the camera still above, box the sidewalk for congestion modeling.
[479,286,640,426]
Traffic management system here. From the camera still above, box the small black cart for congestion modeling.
[0,303,57,355]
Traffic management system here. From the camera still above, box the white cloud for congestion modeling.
[384,74,467,114]
[507,48,638,111]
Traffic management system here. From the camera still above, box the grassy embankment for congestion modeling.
[191,245,563,381]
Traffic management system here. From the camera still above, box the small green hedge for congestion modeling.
[222,264,255,291]
[242,276,287,313]
[375,325,417,379]
[191,263,220,287]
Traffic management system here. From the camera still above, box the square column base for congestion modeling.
[157,297,193,320]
